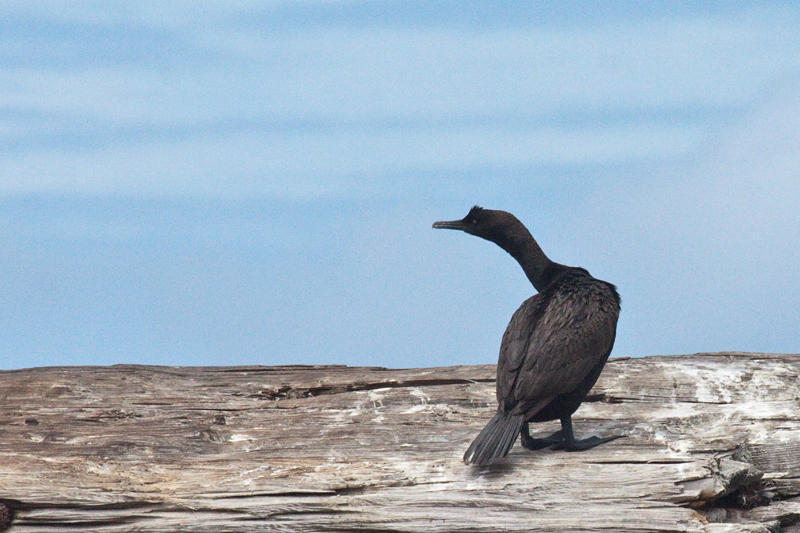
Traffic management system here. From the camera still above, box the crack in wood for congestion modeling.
[583,392,626,403]
[264,508,358,519]
[213,491,337,500]
[586,459,697,465]
[19,517,146,528]
[253,377,496,401]
[8,501,161,512]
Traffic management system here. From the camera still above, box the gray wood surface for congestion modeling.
[1,352,799,532]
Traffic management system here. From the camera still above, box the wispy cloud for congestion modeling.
[3,3,800,199]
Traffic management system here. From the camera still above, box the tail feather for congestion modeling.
[463,411,525,465]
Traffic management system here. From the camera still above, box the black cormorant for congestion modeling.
[433,206,622,466]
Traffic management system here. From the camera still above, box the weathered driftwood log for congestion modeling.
[1,352,799,532]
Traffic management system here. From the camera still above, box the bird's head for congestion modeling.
[433,206,525,245]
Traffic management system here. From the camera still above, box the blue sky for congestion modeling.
[2,1,799,369]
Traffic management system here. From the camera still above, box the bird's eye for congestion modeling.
[471,219,477,224]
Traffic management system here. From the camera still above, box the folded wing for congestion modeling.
[496,272,619,416]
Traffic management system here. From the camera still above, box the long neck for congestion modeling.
[496,228,568,293]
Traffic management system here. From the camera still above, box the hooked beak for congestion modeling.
[432,219,468,230]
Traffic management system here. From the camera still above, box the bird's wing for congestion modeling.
[496,292,546,406]
[496,280,619,410]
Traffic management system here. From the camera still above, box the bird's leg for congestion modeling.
[551,415,623,451]
[519,421,564,450]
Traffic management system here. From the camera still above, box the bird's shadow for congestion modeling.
[463,457,523,479]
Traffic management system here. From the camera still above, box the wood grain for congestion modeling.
[1,353,799,532]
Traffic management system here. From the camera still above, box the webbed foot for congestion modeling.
[519,422,564,450]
